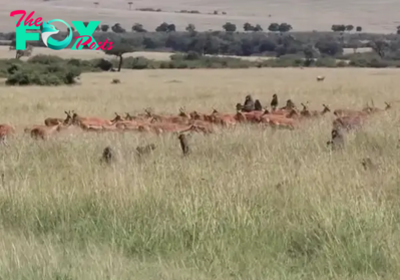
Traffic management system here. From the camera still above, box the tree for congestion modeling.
[315,39,343,56]
[132,23,146,32]
[303,45,316,66]
[101,24,109,32]
[243,22,254,31]
[128,1,133,10]
[268,23,279,32]
[345,25,354,32]
[103,44,134,72]
[278,23,292,32]
[111,23,126,33]
[397,25,400,34]
[94,2,99,8]
[168,24,176,32]
[222,22,236,32]
[356,26,362,32]
[331,24,346,32]
[253,24,263,31]
[370,40,390,58]
[185,24,196,32]
[155,22,175,32]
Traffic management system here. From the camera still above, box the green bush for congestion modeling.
[5,63,81,86]
[93,58,113,71]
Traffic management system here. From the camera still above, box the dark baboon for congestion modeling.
[242,95,255,112]
[235,103,243,112]
[0,135,7,146]
[270,94,278,110]
[101,146,114,164]
[178,133,190,155]
[326,128,344,150]
[285,99,295,110]
[361,157,375,171]
[136,143,156,157]
[254,99,263,111]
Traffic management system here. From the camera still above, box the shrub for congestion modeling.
[131,57,152,69]
[6,55,82,86]
[94,59,113,71]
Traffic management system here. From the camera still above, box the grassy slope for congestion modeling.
[0,68,399,279]
[1,0,400,32]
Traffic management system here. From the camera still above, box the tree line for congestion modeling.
[80,22,364,33]
[3,21,400,67]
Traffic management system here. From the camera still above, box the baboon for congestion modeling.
[242,95,255,112]
[178,133,190,155]
[235,103,243,112]
[280,99,295,110]
[361,157,375,171]
[254,99,263,111]
[136,143,156,157]
[285,99,295,109]
[0,135,8,146]
[270,94,278,110]
[300,103,311,117]
[101,146,114,164]
[326,128,344,150]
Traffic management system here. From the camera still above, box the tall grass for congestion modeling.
[0,68,399,279]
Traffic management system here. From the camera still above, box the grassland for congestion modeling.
[2,0,400,33]
[0,46,278,62]
[0,67,400,279]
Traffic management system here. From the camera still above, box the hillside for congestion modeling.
[1,0,399,33]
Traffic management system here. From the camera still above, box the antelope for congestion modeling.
[44,111,73,127]
[30,124,62,140]
[70,111,113,129]
[332,115,364,131]
[300,103,331,118]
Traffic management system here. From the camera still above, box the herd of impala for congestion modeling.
[0,94,393,144]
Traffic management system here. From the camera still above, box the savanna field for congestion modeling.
[0,67,399,279]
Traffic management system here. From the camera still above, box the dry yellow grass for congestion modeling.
[2,0,400,33]
[1,68,400,279]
